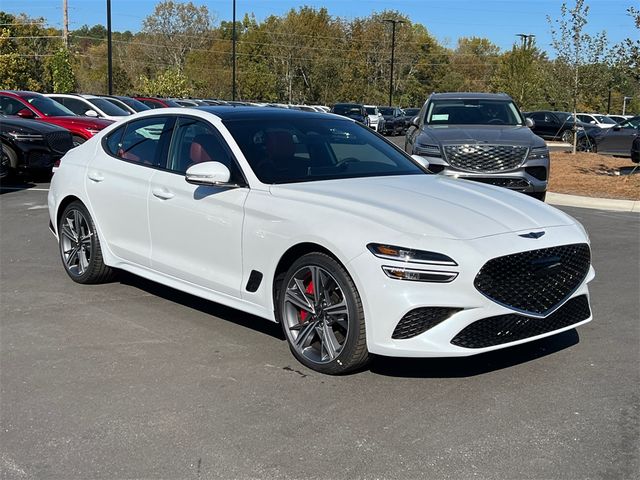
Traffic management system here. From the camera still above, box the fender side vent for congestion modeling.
[246,270,263,292]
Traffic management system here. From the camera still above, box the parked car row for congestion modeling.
[331,103,419,135]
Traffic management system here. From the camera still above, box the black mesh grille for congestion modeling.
[392,307,461,339]
[45,131,73,154]
[451,295,590,348]
[443,144,528,173]
[465,177,531,190]
[474,243,590,315]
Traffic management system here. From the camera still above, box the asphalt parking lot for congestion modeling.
[1,179,638,479]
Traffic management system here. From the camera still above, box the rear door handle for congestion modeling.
[152,187,175,200]
[87,171,104,182]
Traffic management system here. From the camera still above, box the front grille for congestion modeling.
[474,243,591,316]
[451,294,590,348]
[392,307,461,339]
[45,131,73,154]
[465,177,531,190]
[443,144,528,173]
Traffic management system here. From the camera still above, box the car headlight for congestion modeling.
[414,143,441,157]
[7,132,44,142]
[367,243,457,266]
[381,266,458,283]
[527,147,549,160]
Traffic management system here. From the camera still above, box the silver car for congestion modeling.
[405,92,549,201]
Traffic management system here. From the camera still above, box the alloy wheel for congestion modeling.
[60,208,93,276]
[282,265,350,365]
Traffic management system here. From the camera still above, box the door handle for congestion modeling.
[87,171,104,182]
[152,187,175,200]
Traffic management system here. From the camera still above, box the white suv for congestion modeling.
[364,105,384,132]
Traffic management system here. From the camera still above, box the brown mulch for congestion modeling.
[549,151,640,201]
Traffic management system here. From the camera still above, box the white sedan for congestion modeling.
[48,107,595,374]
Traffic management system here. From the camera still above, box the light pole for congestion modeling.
[382,19,404,107]
[623,96,633,115]
[232,0,236,101]
[107,0,113,94]
[516,33,535,49]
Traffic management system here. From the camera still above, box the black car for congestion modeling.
[401,108,420,130]
[379,107,405,135]
[632,136,640,163]
[331,103,370,127]
[576,116,640,155]
[525,111,600,143]
[0,115,73,175]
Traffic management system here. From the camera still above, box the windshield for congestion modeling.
[115,96,150,112]
[88,98,130,116]
[592,115,616,124]
[224,117,424,184]
[426,99,524,126]
[365,107,377,115]
[379,108,394,116]
[404,108,420,116]
[24,95,75,117]
[332,105,362,116]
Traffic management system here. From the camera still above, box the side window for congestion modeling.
[167,116,243,182]
[103,125,126,156]
[141,100,161,109]
[60,98,91,116]
[117,116,173,167]
[545,113,554,123]
[0,96,29,116]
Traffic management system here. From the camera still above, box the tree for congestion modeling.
[142,0,213,72]
[548,0,609,151]
[139,67,191,97]
[493,39,546,110]
[48,48,76,93]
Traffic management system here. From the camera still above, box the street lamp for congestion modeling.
[382,19,404,107]
[516,33,535,49]
[232,0,236,101]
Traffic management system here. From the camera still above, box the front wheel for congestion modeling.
[278,253,370,374]
[561,129,574,144]
[577,136,596,153]
[58,201,114,284]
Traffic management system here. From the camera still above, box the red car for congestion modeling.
[133,97,184,109]
[0,91,112,146]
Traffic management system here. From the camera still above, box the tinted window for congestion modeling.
[141,99,163,109]
[88,98,129,116]
[621,117,640,129]
[116,117,173,166]
[23,95,75,116]
[426,99,523,126]
[0,96,30,116]
[332,104,362,116]
[115,96,150,112]
[104,125,126,156]
[167,116,242,182]
[55,97,92,116]
[224,117,423,184]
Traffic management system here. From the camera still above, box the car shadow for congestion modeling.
[368,329,580,378]
[0,177,38,194]
[117,272,285,340]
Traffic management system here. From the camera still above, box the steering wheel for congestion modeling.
[487,118,506,125]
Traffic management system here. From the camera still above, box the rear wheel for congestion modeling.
[561,129,574,144]
[58,201,114,284]
[279,253,370,374]
[577,136,596,153]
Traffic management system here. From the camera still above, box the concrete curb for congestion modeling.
[547,192,640,213]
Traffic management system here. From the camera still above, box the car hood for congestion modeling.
[46,116,113,129]
[0,117,69,133]
[421,125,545,147]
[270,174,574,240]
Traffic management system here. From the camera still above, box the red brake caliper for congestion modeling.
[299,280,314,322]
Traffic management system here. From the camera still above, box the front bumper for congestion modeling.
[347,225,594,357]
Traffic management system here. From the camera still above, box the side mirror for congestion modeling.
[16,108,35,119]
[85,109,99,117]
[613,125,622,131]
[590,120,596,124]
[185,161,233,186]
[411,116,420,127]
[525,117,535,128]
[411,154,430,171]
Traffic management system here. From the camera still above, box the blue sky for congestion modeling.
[3,0,636,53]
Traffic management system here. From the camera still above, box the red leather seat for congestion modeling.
[190,134,216,164]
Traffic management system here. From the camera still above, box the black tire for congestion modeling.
[561,129,574,144]
[2,143,19,175]
[577,136,596,153]
[58,201,114,284]
[72,135,86,147]
[278,252,370,374]
[528,191,547,202]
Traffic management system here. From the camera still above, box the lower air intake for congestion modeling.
[392,307,461,340]
[450,295,590,349]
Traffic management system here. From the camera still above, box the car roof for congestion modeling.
[429,92,511,100]
[196,106,338,121]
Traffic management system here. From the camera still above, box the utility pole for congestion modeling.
[516,33,535,49]
[106,0,113,94]
[232,0,236,101]
[382,19,404,107]
[623,96,633,115]
[62,0,69,48]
